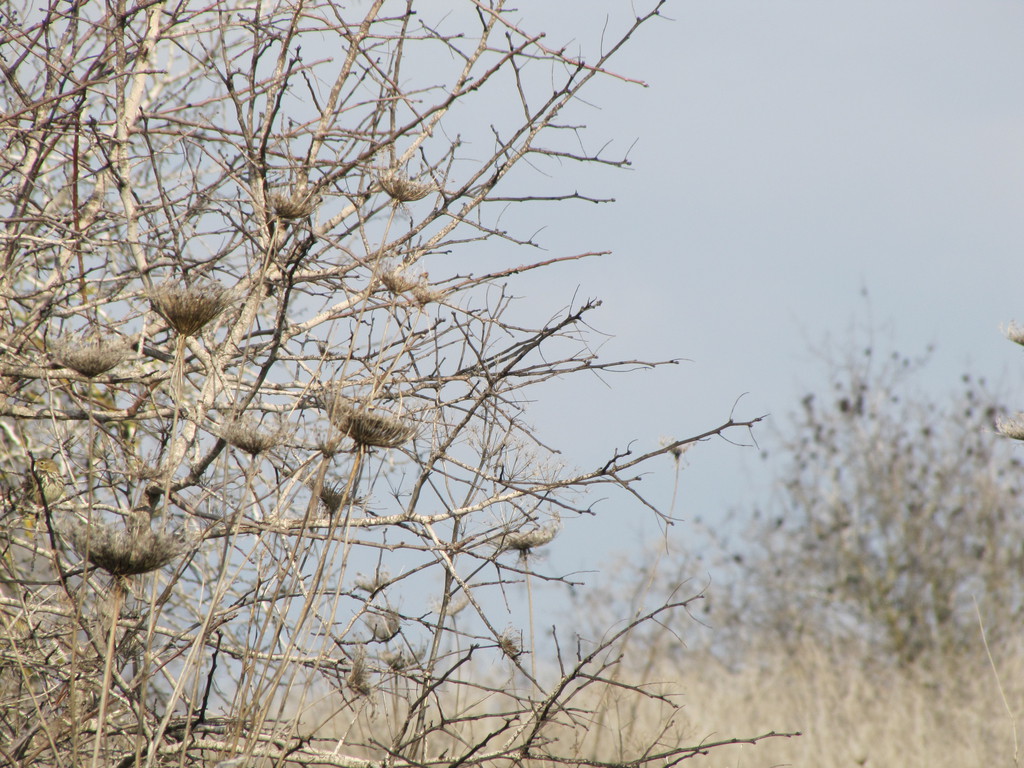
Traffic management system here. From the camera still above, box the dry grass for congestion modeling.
[290,630,1023,768]
[657,639,1024,768]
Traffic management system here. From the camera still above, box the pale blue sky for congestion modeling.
[477,0,1024,585]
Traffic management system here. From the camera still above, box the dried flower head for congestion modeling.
[380,269,440,305]
[313,480,352,514]
[379,269,417,294]
[381,649,414,671]
[659,437,694,464]
[346,648,372,696]
[1003,322,1024,347]
[996,414,1024,441]
[149,281,230,336]
[365,609,401,642]
[378,171,434,203]
[317,389,417,448]
[220,417,290,456]
[498,628,523,660]
[354,569,390,594]
[433,591,470,617]
[270,190,318,220]
[51,334,131,377]
[62,511,194,577]
[498,521,559,554]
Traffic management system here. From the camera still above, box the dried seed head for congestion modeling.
[313,480,352,514]
[354,569,390,594]
[1003,322,1024,347]
[379,269,417,294]
[659,437,694,464]
[149,281,230,337]
[447,592,470,616]
[62,512,194,577]
[498,628,523,660]
[317,389,417,448]
[51,334,131,377]
[498,521,560,554]
[381,649,414,671]
[378,171,434,203]
[346,648,372,696]
[270,190,318,220]
[220,417,290,456]
[315,432,345,458]
[365,609,401,642]
[996,414,1024,441]
[380,269,440,305]
[433,591,470,617]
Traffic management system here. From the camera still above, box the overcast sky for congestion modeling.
[472,0,1024,592]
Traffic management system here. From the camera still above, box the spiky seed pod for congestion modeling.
[220,417,289,456]
[378,171,434,203]
[317,389,417,448]
[996,414,1024,441]
[365,609,401,642]
[1003,322,1024,347]
[51,335,130,377]
[62,512,193,577]
[270,191,317,220]
[149,281,230,337]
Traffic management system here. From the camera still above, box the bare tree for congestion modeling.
[0,2,780,766]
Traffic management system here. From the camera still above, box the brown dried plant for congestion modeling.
[220,416,291,456]
[270,190,319,220]
[378,171,435,203]
[51,334,131,377]
[318,389,418,448]
[148,281,230,336]
[62,512,193,577]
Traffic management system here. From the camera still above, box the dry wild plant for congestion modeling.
[0,3,779,768]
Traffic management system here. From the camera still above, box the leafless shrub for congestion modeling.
[709,341,1024,667]
[0,1,776,766]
